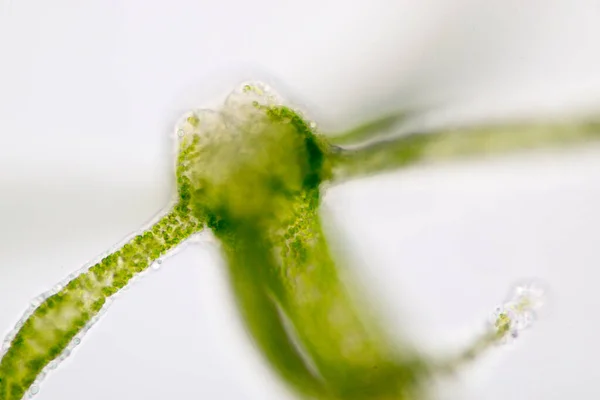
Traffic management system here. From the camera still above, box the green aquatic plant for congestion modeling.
[0,82,597,399]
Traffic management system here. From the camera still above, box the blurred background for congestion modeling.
[1,0,600,399]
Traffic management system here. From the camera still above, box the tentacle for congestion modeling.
[0,206,203,400]
[326,117,600,182]
[217,221,333,400]
[325,111,410,146]
[212,190,429,400]
[435,283,545,374]
[0,123,207,400]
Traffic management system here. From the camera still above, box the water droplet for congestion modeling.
[177,129,185,138]
[73,338,81,346]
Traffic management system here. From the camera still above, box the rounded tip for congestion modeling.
[491,281,546,341]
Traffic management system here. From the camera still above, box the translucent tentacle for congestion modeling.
[326,111,410,146]
[436,283,546,374]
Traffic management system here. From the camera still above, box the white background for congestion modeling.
[1,1,600,399]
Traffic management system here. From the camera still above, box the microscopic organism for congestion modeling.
[0,82,597,399]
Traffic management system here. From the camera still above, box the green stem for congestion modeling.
[0,205,202,400]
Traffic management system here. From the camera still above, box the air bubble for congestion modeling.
[29,385,39,396]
